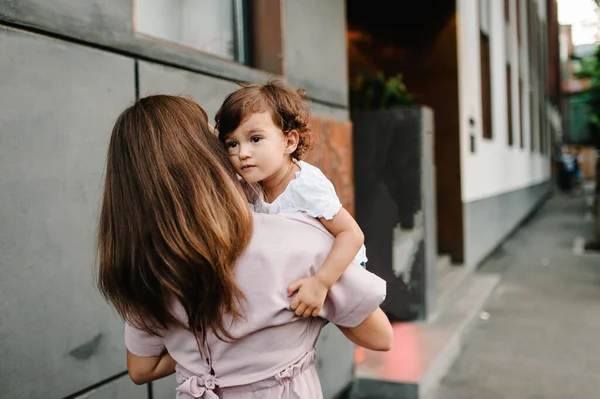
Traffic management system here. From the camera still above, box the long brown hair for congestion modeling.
[97,95,252,345]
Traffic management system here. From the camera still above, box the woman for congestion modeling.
[97,95,392,398]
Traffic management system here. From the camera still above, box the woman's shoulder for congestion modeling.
[251,212,331,237]
[246,213,333,257]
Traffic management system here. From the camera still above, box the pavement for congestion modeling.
[432,188,600,399]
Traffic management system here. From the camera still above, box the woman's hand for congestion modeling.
[127,350,177,385]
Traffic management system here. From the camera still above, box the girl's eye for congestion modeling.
[226,142,238,149]
[251,136,261,143]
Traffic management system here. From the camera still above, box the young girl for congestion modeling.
[215,77,368,318]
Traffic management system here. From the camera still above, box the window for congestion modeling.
[516,0,523,148]
[539,22,548,154]
[481,33,492,139]
[134,0,251,64]
[516,0,520,44]
[480,0,493,139]
[507,64,514,146]
[528,0,536,152]
[519,78,524,148]
[529,89,535,152]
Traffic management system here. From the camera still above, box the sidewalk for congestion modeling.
[432,190,600,398]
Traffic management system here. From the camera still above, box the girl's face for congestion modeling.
[224,111,297,184]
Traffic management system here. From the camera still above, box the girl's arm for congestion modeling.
[337,308,393,351]
[288,207,364,317]
[315,207,364,287]
[126,350,177,385]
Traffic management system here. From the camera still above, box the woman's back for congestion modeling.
[126,212,386,398]
[98,95,388,398]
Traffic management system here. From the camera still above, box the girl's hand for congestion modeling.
[288,277,329,318]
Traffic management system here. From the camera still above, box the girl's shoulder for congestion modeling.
[294,160,332,186]
[286,161,342,220]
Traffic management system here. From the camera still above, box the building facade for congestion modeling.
[346,0,561,296]
[346,1,564,394]
[457,0,561,267]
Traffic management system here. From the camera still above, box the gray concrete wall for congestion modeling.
[0,26,135,399]
[0,0,133,43]
[138,60,349,123]
[464,181,552,267]
[0,0,347,107]
[138,61,240,122]
[0,0,270,88]
[283,0,349,107]
[79,375,147,399]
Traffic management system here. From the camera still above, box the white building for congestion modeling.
[458,0,561,267]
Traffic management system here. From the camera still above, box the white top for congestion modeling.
[254,160,368,264]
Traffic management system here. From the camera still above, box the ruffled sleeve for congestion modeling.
[320,261,387,327]
[125,322,165,357]
[287,162,343,220]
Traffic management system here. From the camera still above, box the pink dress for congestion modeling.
[125,212,386,398]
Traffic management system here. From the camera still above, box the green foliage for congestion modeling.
[574,46,600,146]
[574,54,600,84]
[349,72,414,111]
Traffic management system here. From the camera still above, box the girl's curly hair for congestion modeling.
[215,76,314,160]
